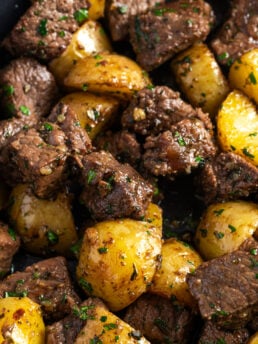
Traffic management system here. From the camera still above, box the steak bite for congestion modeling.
[0,256,80,322]
[0,222,20,278]
[211,0,258,66]
[105,0,163,41]
[3,0,90,61]
[129,0,215,71]
[198,321,250,344]
[196,152,258,204]
[94,130,141,168]
[124,294,196,344]
[143,118,216,177]
[187,237,258,329]
[80,150,153,220]
[121,86,213,136]
[0,57,58,119]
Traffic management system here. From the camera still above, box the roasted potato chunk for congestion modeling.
[64,53,151,99]
[247,332,258,344]
[8,184,78,256]
[0,297,45,343]
[217,90,258,166]
[61,92,120,139]
[229,48,258,105]
[171,43,229,117]
[149,238,203,308]
[88,0,105,20]
[74,298,150,343]
[76,203,162,311]
[195,201,258,260]
[49,20,112,85]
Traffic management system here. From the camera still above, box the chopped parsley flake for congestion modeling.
[19,105,30,116]
[249,72,257,85]
[38,19,48,36]
[74,8,88,24]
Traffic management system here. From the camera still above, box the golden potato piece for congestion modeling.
[49,20,112,84]
[217,90,258,166]
[61,92,120,139]
[8,184,78,256]
[171,43,229,117]
[88,0,105,20]
[195,201,258,260]
[76,203,162,311]
[247,332,258,344]
[0,297,45,343]
[149,238,203,308]
[229,48,258,105]
[74,298,150,343]
[64,53,151,99]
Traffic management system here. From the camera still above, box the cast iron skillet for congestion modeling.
[0,0,232,327]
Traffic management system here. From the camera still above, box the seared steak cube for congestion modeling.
[0,222,20,278]
[129,0,214,70]
[124,294,196,344]
[143,118,216,177]
[187,237,258,329]
[80,150,153,220]
[94,130,141,168]
[121,86,213,136]
[3,0,90,61]
[0,126,68,198]
[0,57,58,119]
[0,256,80,321]
[198,321,250,344]
[196,152,258,204]
[211,0,258,66]
[105,0,162,41]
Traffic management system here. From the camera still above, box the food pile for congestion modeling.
[0,0,257,343]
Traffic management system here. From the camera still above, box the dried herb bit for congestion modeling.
[249,72,257,85]
[38,19,48,37]
[200,228,208,238]
[214,231,224,240]
[118,5,128,14]
[46,230,59,245]
[8,227,16,241]
[74,8,88,24]
[242,147,254,159]
[4,290,28,298]
[250,248,258,256]
[90,336,102,344]
[19,105,30,116]
[174,131,186,146]
[100,315,107,322]
[218,52,229,60]
[130,263,138,281]
[2,84,14,96]
[213,209,224,216]
[87,169,96,184]
[103,323,117,331]
[79,278,93,294]
[43,122,53,131]
[73,305,95,320]
[98,247,108,254]
[228,224,236,233]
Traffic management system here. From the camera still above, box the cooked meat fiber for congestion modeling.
[80,150,153,220]
[129,0,215,71]
[0,104,92,198]
[0,57,58,119]
[46,298,98,344]
[197,152,258,204]
[3,0,90,61]
[0,222,20,278]
[121,86,213,136]
[211,0,258,66]
[187,237,258,329]
[143,118,216,177]
[198,321,250,344]
[124,294,196,344]
[94,130,141,168]
[106,0,164,41]
[0,256,80,322]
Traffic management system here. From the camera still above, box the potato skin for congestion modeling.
[149,238,203,308]
[8,184,78,256]
[76,203,162,311]
[247,332,258,344]
[171,43,229,117]
[61,92,120,139]
[195,201,258,260]
[74,298,150,344]
[217,90,258,166]
[49,20,112,84]
[229,48,258,105]
[64,53,151,99]
[0,297,45,343]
